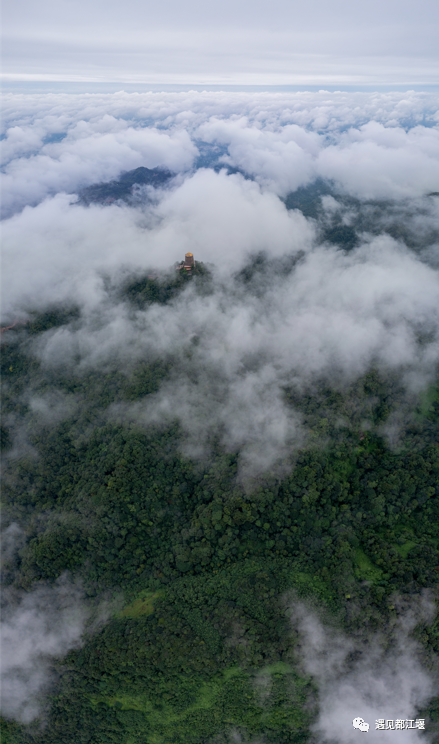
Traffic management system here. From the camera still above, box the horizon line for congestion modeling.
[3,80,439,94]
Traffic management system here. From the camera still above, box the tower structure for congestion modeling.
[176,252,195,273]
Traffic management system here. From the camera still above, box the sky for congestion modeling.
[2,0,439,87]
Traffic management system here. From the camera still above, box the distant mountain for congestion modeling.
[285,180,439,251]
[78,166,174,205]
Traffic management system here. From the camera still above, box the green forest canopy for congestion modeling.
[1,268,439,744]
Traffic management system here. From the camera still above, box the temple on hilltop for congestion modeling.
[176,252,195,274]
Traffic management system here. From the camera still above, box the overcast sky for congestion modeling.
[2,0,439,87]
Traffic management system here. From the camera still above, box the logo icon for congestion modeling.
[353,718,370,732]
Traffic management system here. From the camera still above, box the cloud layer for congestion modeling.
[2,91,439,218]
[13,226,438,479]
[1,91,439,478]
[2,0,439,84]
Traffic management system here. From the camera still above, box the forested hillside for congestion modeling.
[2,266,439,744]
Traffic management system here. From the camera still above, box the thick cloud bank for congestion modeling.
[1,91,439,218]
[2,169,312,316]
[1,90,439,478]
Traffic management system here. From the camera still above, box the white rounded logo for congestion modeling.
[353,717,370,732]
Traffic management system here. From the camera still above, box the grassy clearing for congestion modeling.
[90,668,252,722]
[354,548,383,583]
[394,540,418,559]
[417,383,439,421]
[118,590,164,619]
[89,662,311,743]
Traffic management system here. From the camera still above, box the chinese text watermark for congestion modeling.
[353,718,425,733]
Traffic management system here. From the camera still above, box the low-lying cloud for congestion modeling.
[2,168,313,316]
[198,117,439,199]
[0,524,115,725]
[21,229,438,478]
[1,123,196,218]
[2,91,439,219]
[1,90,439,479]
[1,576,91,724]
[290,596,437,743]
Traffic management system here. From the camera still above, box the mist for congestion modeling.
[0,518,118,725]
[7,221,439,477]
[1,575,92,724]
[2,91,439,480]
[289,596,438,743]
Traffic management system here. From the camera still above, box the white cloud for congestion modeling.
[26,229,437,477]
[197,117,320,195]
[1,577,89,724]
[2,91,439,478]
[1,121,197,217]
[316,122,439,200]
[289,597,437,743]
[1,168,313,317]
[3,91,438,139]
[2,91,438,221]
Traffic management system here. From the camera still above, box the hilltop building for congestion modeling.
[176,252,195,274]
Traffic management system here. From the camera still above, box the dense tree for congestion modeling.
[1,293,438,744]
